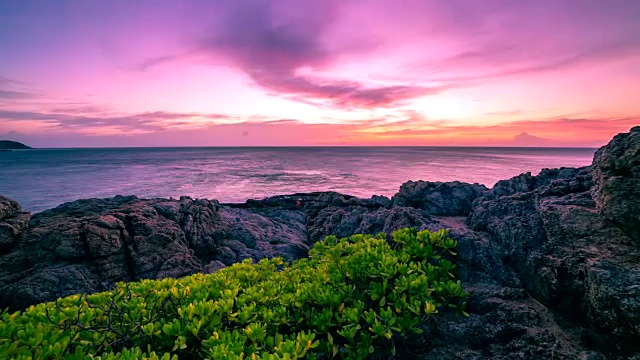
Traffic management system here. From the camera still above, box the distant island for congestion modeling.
[0,140,32,150]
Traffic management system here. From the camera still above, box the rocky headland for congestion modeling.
[1,127,639,359]
[0,140,32,150]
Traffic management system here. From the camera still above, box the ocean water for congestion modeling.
[0,147,596,213]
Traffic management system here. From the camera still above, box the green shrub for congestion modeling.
[0,228,469,359]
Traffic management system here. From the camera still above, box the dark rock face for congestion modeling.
[0,140,32,150]
[307,206,439,243]
[0,195,310,308]
[392,181,488,215]
[0,195,30,250]
[478,166,592,202]
[0,195,21,220]
[468,136,640,358]
[1,128,639,359]
[235,191,392,211]
[592,126,640,243]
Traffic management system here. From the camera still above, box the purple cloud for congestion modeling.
[0,89,37,100]
[177,0,437,108]
[0,109,238,133]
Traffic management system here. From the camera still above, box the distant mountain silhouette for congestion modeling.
[0,140,32,150]
[510,132,553,147]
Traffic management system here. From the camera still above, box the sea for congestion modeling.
[0,147,596,213]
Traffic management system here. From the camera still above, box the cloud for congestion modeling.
[4,119,363,148]
[485,110,523,117]
[122,0,640,110]
[0,108,240,135]
[132,54,181,71]
[0,93,640,146]
[2,101,635,147]
[130,0,438,109]
[131,51,198,72]
[329,1,640,87]
[276,80,443,109]
[0,130,27,142]
[429,39,640,83]
[0,89,39,100]
[0,76,24,86]
[0,75,40,100]
[349,116,639,147]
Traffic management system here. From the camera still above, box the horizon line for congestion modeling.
[10,145,599,150]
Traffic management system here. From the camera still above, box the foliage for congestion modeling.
[0,228,469,359]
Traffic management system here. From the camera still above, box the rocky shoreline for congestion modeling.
[1,127,639,359]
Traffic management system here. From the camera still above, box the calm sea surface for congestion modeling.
[0,147,596,213]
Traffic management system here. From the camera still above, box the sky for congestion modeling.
[0,0,639,147]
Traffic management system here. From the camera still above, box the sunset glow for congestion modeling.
[1,0,639,147]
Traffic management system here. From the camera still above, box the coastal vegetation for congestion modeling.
[0,228,468,359]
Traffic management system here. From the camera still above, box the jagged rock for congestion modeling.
[204,260,226,274]
[475,166,592,202]
[0,196,310,309]
[592,126,640,243]
[0,195,30,250]
[406,222,601,359]
[217,207,309,263]
[392,181,488,215]
[0,195,21,220]
[308,206,439,243]
[236,192,391,211]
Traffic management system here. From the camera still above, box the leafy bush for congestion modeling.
[0,228,468,359]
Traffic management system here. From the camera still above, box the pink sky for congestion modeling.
[0,0,639,147]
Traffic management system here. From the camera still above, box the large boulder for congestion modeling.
[0,195,22,220]
[308,206,439,243]
[0,195,30,250]
[217,207,310,264]
[392,181,488,215]
[592,126,640,243]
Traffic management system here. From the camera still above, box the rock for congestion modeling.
[0,195,22,220]
[402,223,600,359]
[235,192,391,211]
[476,166,591,203]
[204,260,226,273]
[392,181,488,215]
[0,195,30,251]
[308,206,439,243]
[467,128,640,358]
[2,264,103,308]
[420,285,603,360]
[217,207,309,263]
[0,140,32,150]
[592,126,640,243]
[0,196,308,309]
